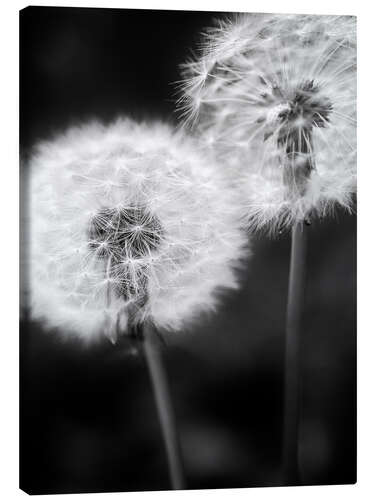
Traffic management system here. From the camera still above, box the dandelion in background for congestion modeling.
[28,118,248,489]
[178,13,356,233]
[178,13,356,485]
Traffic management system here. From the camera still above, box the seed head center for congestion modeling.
[88,206,163,299]
[267,80,333,151]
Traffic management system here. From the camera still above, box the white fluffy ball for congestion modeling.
[179,14,356,233]
[28,119,248,342]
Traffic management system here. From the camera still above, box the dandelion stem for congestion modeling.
[282,222,308,485]
[142,322,185,490]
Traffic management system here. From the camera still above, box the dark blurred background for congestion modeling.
[20,7,356,494]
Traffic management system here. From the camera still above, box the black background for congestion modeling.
[20,7,356,494]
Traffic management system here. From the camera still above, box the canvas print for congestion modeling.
[20,7,356,494]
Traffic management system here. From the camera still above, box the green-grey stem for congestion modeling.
[282,222,308,485]
[142,322,185,490]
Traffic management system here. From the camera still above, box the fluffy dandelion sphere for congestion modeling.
[29,119,248,342]
[179,14,356,232]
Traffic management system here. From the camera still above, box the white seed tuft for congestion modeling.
[27,119,248,342]
[178,13,357,233]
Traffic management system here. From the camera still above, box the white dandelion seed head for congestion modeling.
[178,13,356,233]
[28,119,248,343]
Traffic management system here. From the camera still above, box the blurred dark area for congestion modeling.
[19,6,356,494]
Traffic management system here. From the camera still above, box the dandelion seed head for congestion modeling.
[28,119,248,342]
[179,13,356,233]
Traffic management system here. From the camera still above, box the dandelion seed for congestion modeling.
[178,13,357,232]
[28,118,248,342]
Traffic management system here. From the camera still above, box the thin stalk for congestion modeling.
[282,221,308,485]
[142,322,185,490]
